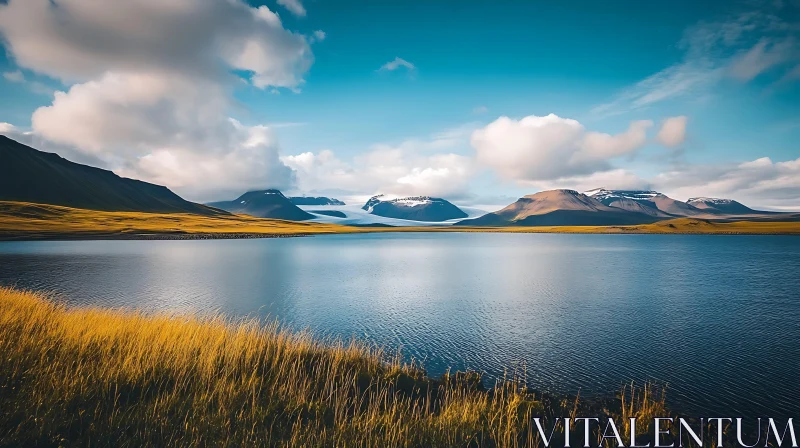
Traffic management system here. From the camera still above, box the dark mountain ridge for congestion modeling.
[362,195,468,222]
[0,135,221,215]
[207,190,314,221]
[289,196,345,206]
[686,197,761,215]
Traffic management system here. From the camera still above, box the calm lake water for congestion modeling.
[1,233,798,417]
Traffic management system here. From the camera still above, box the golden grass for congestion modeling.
[438,217,800,235]
[0,287,669,447]
[0,201,353,239]
[3,200,797,239]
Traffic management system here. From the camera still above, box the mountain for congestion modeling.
[586,188,705,217]
[362,195,468,222]
[0,135,221,215]
[686,197,758,215]
[289,196,345,206]
[207,190,314,221]
[456,189,661,226]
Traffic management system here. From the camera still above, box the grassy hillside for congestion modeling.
[0,287,667,447]
[0,201,351,240]
[450,217,800,235]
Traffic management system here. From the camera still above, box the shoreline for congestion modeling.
[2,225,800,241]
[1,287,780,446]
[0,231,316,242]
[1,200,799,241]
[0,286,668,446]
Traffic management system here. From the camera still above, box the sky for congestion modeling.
[0,0,799,210]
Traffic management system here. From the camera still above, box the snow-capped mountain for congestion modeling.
[687,197,757,215]
[362,195,468,222]
[584,188,660,202]
[586,188,705,217]
[456,189,663,226]
[207,189,314,221]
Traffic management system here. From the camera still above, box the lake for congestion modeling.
[1,233,798,418]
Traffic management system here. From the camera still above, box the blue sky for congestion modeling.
[0,0,799,209]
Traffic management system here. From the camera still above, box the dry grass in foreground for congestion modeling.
[0,287,669,447]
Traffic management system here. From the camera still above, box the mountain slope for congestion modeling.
[207,190,314,221]
[362,195,467,222]
[456,190,661,226]
[587,188,705,217]
[0,135,221,215]
[686,197,758,215]
[601,197,673,217]
[289,196,345,206]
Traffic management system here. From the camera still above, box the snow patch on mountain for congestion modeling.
[687,197,735,204]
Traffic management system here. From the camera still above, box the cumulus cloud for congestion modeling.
[379,57,415,72]
[0,0,319,201]
[122,121,295,201]
[0,0,313,88]
[652,156,800,210]
[529,169,651,193]
[282,127,477,199]
[277,0,306,17]
[0,122,111,168]
[656,116,688,147]
[470,114,652,183]
[284,149,473,199]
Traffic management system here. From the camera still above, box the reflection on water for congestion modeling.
[1,233,798,417]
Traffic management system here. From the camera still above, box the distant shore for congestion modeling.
[0,231,315,241]
[1,200,799,241]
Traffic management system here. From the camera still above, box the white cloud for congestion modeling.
[312,30,326,42]
[592,8,799,116]
[2,69,53,95]
[656,116,688,147]
[0,0,320,201]
[592,62,723,117]
[379,57,415,72]
[471,114,652,183]
[277,0,306,17]
[3,70,23,82]
[652,156,800,210]
[284,148,474,199]
[282,125,477,199]
[528,169,650,193]
[122,121,295,201]
[0,121,111,168]
[729,38,796,81]
[25,73,295,200]
[0,0,313,89]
